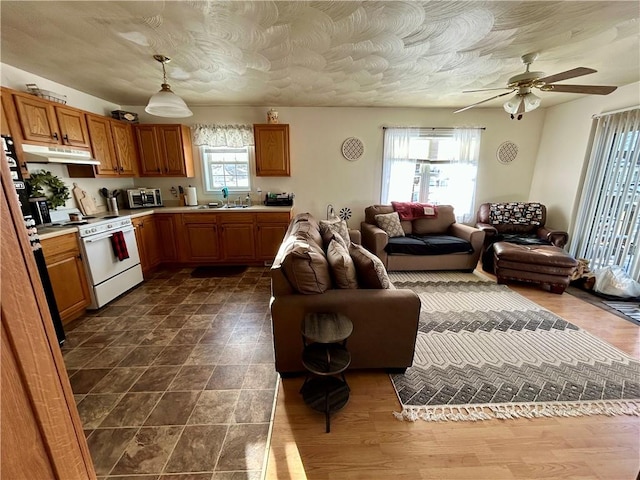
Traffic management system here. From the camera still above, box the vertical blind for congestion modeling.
[570,108,640,280]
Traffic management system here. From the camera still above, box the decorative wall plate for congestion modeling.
[341,137,364,161]
[496,141,518,164]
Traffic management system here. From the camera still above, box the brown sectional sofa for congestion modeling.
[361,204,485,271]
[270,213,421,375]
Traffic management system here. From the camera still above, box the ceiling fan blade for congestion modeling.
[538,67,596,84]
[462,87,511,93]
[454,90,514,113]
[541,84,617,95]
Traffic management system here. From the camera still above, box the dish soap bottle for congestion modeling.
[245,193,251,207]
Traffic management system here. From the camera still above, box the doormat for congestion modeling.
[191,265,248,278]
[387,271,640,422]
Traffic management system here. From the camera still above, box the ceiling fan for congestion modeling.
[454,53,618,120]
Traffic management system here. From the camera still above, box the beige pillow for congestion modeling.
[327,239,358,289]
[375,212,405,238]
[319,217,350,248]
[349,243,391,289]
[281,240,332,294]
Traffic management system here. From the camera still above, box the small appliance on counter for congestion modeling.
[29,197,51,225]
[264,192,295,206]
[126,188,163,208]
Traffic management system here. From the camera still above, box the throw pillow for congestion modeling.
[349,243,391,289]
[319,217,350,248]
[375,212,405,238]
[326,238,358,289]
[281,240,332,294]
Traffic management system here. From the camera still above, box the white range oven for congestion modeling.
[77,215,143,309]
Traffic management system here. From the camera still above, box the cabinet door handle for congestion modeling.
[157,168,161,173]
[52,132,59,141]
[63,134,69,142]
[113,167,118,172]
[119,166,124,172]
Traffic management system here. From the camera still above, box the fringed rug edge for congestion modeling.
[393,400,640,422]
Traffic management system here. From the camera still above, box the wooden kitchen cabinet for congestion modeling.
[219,213,256,262]
[12,92,89,148]
[40,233,90,324]
[254,124,290,176]
[180,213,220,262]
[1,89,30,179]
[155,214,178,262]
[135,124,194,177]
[256,212,291,261]
[76,114,137,178]
[132,214,160,277]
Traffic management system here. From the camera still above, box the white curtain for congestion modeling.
[451,128,481,223]
[570,108,640,281]
[381,128,419,204]
[191,124,254,147]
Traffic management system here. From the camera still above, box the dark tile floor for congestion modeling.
[62,266,278,480]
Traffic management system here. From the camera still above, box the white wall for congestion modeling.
[2,61,549,222]
[1,63,134,212]
[529,82,640,231]
[124,104,546,226]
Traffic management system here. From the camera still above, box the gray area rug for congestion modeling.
[388,271,640,422]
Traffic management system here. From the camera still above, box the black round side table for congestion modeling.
[300,312,353,433]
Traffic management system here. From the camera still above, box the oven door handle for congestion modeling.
[83,226,135,243]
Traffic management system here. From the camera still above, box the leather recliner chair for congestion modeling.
[475,202,569,272]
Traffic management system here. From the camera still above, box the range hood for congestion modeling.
[22,144,100,166]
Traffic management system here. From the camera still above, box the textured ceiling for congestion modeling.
[1,1,638,109]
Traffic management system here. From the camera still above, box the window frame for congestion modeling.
[200,145,253,193]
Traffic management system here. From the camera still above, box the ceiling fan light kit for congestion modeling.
[145,55,193,118]
[455,53,617,119]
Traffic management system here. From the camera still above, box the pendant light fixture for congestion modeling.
[145,55,193,118]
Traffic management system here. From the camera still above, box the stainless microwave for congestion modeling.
[126,188,163,209]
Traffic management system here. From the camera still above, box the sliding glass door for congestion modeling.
[570,109,640,281]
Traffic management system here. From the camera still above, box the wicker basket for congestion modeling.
[26,83,67,104]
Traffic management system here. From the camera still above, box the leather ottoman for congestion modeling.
[493,242,578,294]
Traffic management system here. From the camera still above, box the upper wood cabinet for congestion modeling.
[12,92,90,148]
[134,124,194,177]
[80,114,137,177]
[0,88,30,179]
[254,124,290,176]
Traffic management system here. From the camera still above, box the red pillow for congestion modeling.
[391,201,438,221]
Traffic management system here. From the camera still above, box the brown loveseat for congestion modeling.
[361,204,485,271]
[270,213,420,375]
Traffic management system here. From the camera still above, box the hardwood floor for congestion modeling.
[265,272,640,480]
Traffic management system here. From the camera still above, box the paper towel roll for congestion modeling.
[185,186,198,206]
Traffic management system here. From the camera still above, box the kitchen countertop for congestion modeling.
[37,205,294,240]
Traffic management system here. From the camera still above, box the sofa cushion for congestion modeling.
[281,240,332,294]
[327,238,358,289]
[349,243,391,289]
[289,219,323,249]
[319,217,350,247]
[375,212,405,238]
[385,235,473,255]
[412,205,456,235]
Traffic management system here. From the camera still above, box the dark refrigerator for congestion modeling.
[3,134,65,344]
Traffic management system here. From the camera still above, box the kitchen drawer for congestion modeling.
[219,213,255,223]
[41,232,79,260]
[256,212,291,223]
[182,213,217,224]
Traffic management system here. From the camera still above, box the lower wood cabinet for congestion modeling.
[132,214,161,277]
[155,214,178,262]
[180,213,220,262]
[129,210,292,268]
[256,213,290,261]
[40,233,90,324]
[219,214,256,262]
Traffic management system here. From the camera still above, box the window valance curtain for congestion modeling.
[191,124,254,147]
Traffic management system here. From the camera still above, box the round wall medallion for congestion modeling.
[341,137,364,161]
[496,141,518,164]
